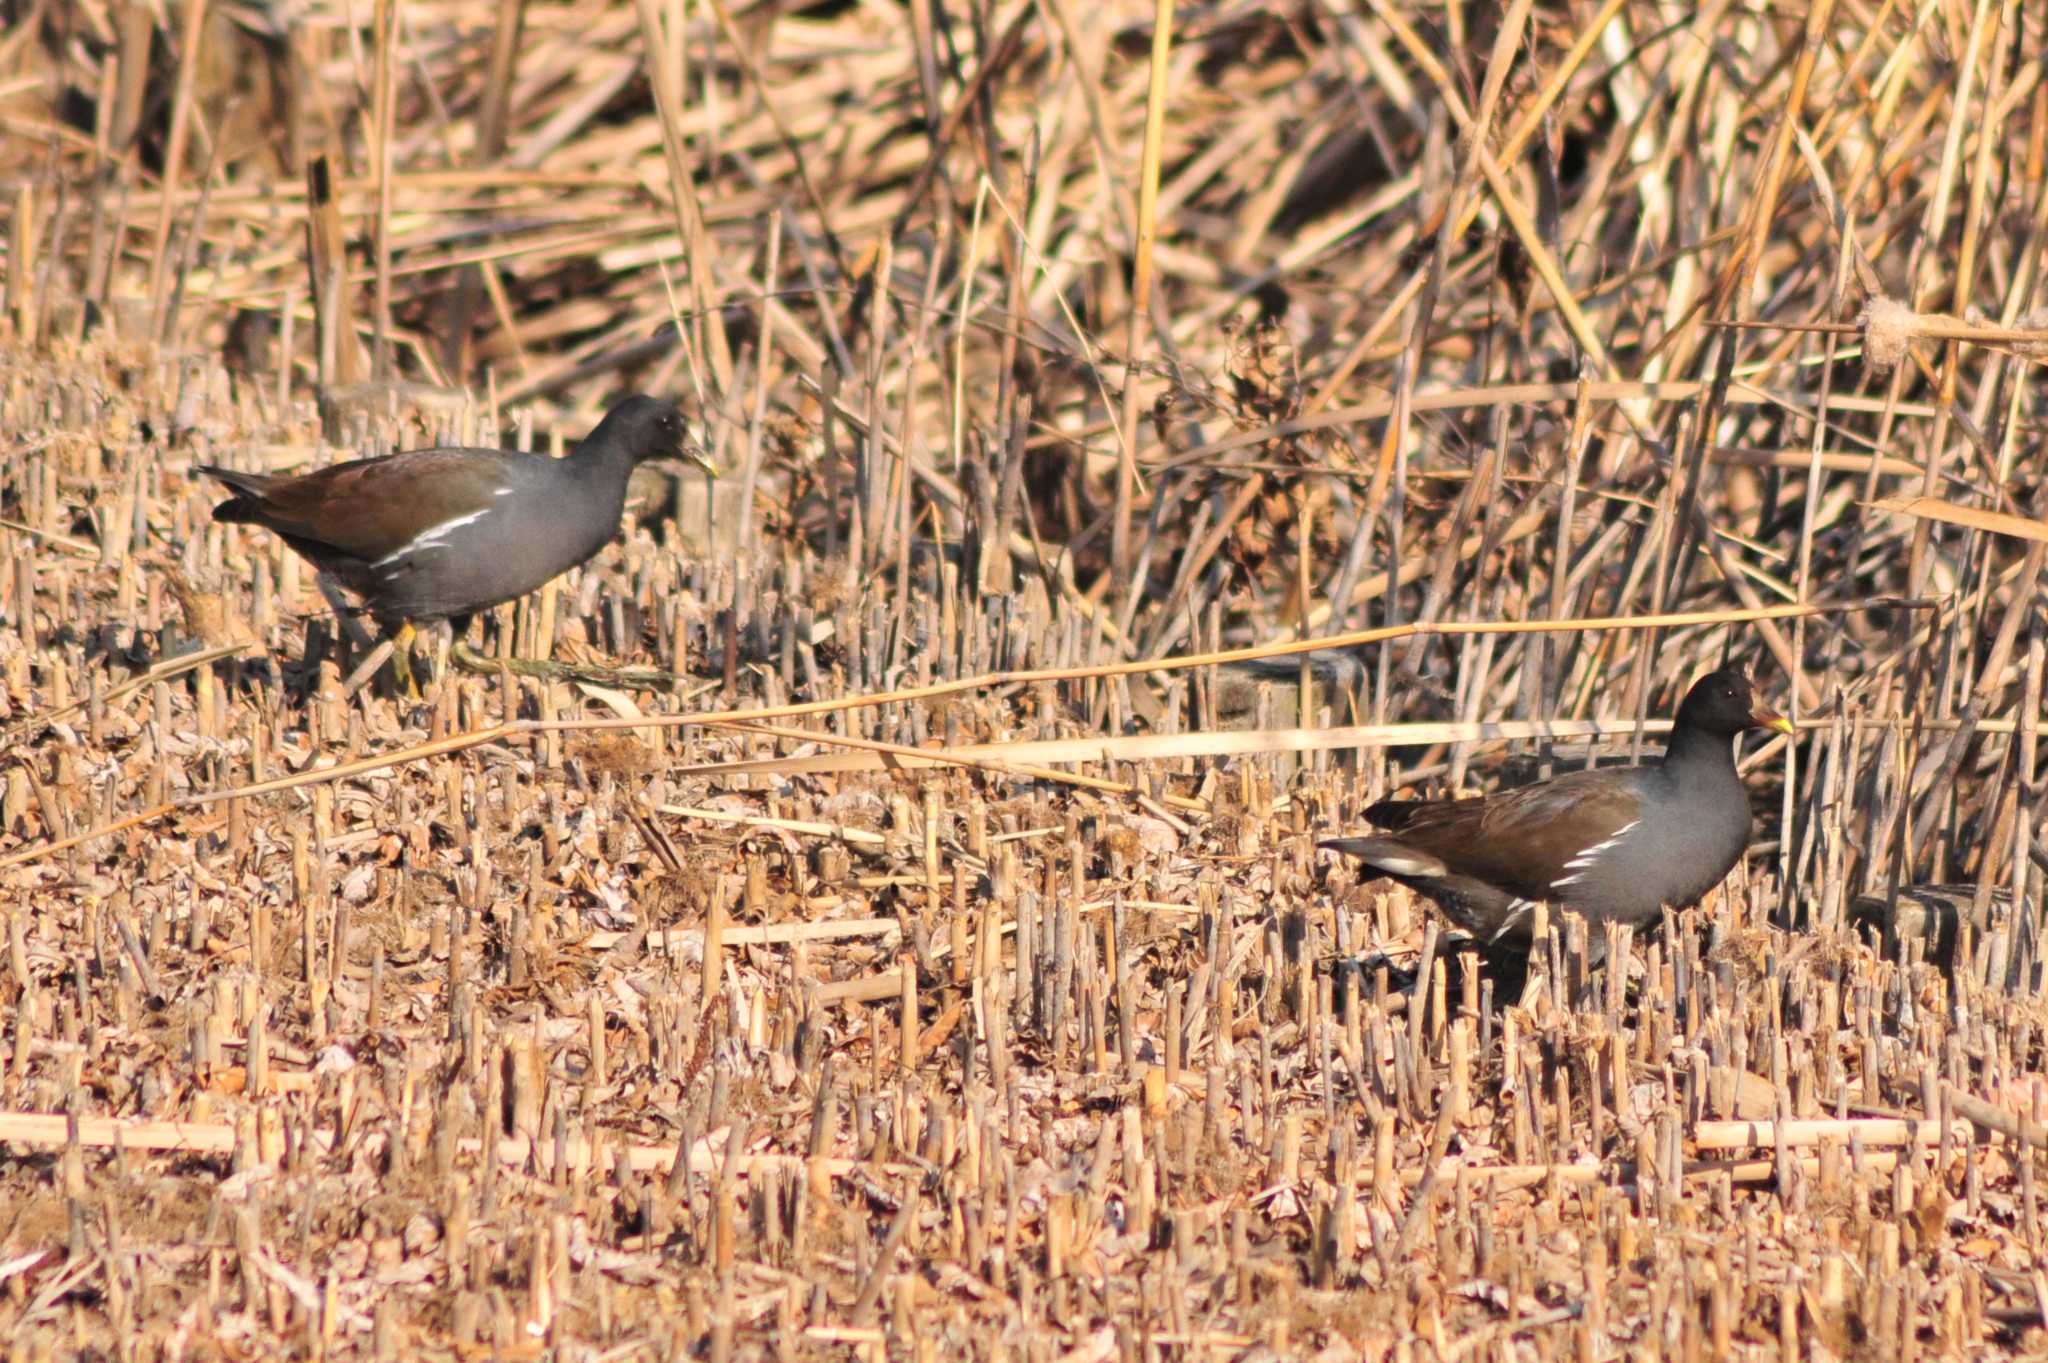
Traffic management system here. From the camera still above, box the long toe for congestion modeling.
[448,638,681,691]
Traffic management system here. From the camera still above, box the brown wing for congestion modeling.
[207,449,527,562]
[1365,769,1645,902]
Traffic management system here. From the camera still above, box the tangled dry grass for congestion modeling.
[4,0,2048,1358]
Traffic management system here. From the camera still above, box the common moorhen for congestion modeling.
[200,395,712,691]
[1324,668,1793,946]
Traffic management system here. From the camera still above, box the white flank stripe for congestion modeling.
[1553,819,1640,883]
[371,508,491,568]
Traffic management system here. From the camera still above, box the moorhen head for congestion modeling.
[1324,667,1793,947]
[199,395,712,689]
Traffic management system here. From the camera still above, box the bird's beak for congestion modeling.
[1752,706,1795,735]
[677,441,717,478]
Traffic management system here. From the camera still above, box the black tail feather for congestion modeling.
[194,466,272,523]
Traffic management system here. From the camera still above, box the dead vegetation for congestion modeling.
[4,0,2048,1358]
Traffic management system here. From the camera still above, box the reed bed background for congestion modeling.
[3,0,2048,1357]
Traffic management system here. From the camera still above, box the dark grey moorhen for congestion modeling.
[1325,668,1793,947]
[199,395,711,692]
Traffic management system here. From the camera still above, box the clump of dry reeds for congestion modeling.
[3,0,2048,1357]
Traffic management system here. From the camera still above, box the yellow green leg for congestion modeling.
[390,620,422,699]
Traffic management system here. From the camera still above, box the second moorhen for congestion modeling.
[1325,668,1793,946]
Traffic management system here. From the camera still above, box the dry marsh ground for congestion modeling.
[3,0,2048,1359]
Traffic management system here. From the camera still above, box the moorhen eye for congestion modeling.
[1324,667,1792,957]
[197,394,714,696]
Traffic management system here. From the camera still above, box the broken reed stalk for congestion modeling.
[1111,0,1174,590]
[0,1109,912,1181]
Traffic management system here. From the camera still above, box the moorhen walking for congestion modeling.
[199,395,712,692]
[1325,668,1793,947]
